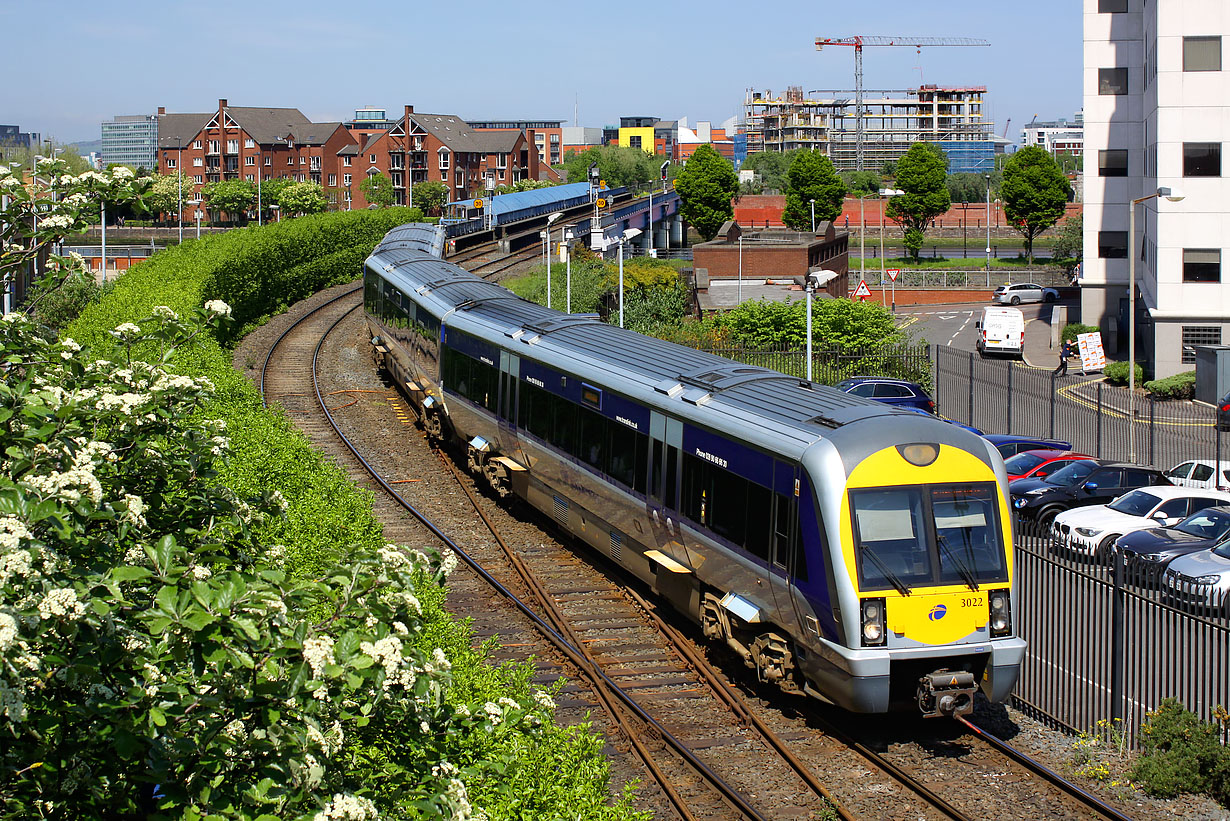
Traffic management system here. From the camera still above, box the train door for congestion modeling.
[647,412,683,552]
[497,351,521,457]
[767,461,804,637]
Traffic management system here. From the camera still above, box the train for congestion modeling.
[363,223,1025,717]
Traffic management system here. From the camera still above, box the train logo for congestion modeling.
[928,604,948,621]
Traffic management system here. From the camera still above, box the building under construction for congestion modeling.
[743,85,995,173]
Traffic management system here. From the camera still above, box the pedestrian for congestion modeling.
[1054,339,1073,377]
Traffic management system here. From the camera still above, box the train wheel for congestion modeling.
[483,459,513,499]
[750,632,801,693]
[424,412,443,441]
[466,446,484,476]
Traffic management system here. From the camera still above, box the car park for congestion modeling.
[993,283,1060,305]
[984,434,1073,459]
[1051,486,1230,560]
[834,377,935,413]
[1161,542,1230,616]
[1003,449,1091,482]
[1164,459,1230,490]
[1010,460,1166,527]
[1116,505,1230,581]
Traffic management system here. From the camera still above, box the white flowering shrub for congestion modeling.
[0,307,647,821]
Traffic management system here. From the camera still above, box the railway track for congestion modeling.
[252,282,1146,821]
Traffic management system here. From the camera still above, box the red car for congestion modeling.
[1003,449,1091,483]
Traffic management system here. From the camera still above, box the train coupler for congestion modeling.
[916,669,976,718]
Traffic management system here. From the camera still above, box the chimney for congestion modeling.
[219,99,227,110]
[157,106,166,115]
[404,105,414,120]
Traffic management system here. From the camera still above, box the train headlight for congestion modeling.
[860,597,887,646]
[897,443,939,467]
[988,589,1011,637]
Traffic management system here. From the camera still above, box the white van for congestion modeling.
[975,306,1025,357]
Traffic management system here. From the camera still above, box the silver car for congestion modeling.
[993,283,1060,305]
[1162,541,1230,616]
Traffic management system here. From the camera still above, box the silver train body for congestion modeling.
[363,224,1025,716]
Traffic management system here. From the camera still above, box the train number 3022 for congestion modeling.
[961,596,985,608]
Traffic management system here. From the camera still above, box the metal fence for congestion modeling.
[847,269,1071,290]
[934,346,1228,472]
[1013,519,1229,747]
[692,342,931,386]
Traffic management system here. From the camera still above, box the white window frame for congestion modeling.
[244,138,255,148]
[166,157,177,168]
[328,174,337,187]
[193,157,203,167]
[245,156,255,166]
[193,140,202,149]
[438,148,450,170]
[264,155,271,166]
[343,173,352,186]
[193,175,203,184]
[226,139,239,153]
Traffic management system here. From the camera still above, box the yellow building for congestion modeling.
[618,126,655,154]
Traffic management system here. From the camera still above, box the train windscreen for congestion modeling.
[850,483,1008,593]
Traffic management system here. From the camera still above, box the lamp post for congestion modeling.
[738,234,743,303]
[879,188,904,310]
[257,164,262,226]
[810,198,816,234]
[191,200,203,239]
[805,274,815,382]
[178,145,183,241]
[1128,186,1184,463]
[543,211,562,309]
[100,198,107,283]
[565,229,574,313]
[985,173,992,286]
[647,187,653,256]
[617,228,642,328]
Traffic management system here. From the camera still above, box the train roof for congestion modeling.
[368,228,929,451]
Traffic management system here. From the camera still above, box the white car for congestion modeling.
[1162,542,1230,616]
[1051,486,1230,560]
[1164,459,1230,490]
[992,282,1060,305]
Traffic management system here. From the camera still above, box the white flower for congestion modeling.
[0,613,18,651]
[110,166,134,180]
[532,689,555,711]
[440,547,458,577]
[151,305,178,321]
[191,565,212,580]
[204,299,232,318]
[60,337,81,352]
[0,516,32,550]
[359,635,415,690]
[313,793,379,821]
[303,636,335,678]
[121,494,146,528]
[111,322,141,340]
[38,588,85,620]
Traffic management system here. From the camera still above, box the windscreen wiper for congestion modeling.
[860,545,911,596]
[937,537,980,592]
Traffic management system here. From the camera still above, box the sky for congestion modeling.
[2,0,1083,147]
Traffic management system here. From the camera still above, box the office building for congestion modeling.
[101,114,159,169]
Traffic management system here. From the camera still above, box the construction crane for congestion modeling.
[814,35,991,171]
[1003,117,1012,139]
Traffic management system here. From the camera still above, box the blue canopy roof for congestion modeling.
[447,182,606,218]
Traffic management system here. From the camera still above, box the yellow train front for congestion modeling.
[797,415,1023,717]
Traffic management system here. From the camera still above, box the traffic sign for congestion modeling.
[887,268,900,282]
[853,279,871,299]
[473,199,484,209]
[596,198,607,208]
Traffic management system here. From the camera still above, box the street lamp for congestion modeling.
[1128,186,1185,462]
[738,233,743,303]
[190,200,203,239]
[564,228,574,313]
[985,173,992,285]
[543,212,562,309]
[810,198,816,234]
[617,228,642,328]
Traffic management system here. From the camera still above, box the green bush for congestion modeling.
[1144,370,1196,400]
[1061,322,1099,343]
[25,272,113,330]
[62,216,643,820]
[1132,699,1230,806]
[1104,360,1145,387]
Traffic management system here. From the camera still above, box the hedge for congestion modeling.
[1104,360,1145,387]
[64,212,642,820]
[1144,370,1196,400]
[1061,322,1099,343]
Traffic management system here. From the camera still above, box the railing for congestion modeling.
[1013,519,1229,747]
[847,269,1072,289]
[689,342,931,386]
[933,346,1226,469]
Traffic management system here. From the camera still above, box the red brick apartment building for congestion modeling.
[156,100,555,217]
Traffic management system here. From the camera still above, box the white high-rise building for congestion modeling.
[1083,0,1229,378]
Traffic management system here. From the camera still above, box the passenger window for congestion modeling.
[1191,464,1214,482]
[1166,463,1193,479]
[579,408,607,472]
[744,482,772,561]
[849,384,876,397]
[1157,499,1190,518]
[1191,497,1221,514]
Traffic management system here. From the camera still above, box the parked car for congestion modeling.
[993,282,1060,305]
[1161,542,1230,616]
[1051,486,1230,560]
[1116,505,1230,581]
[898,406,983,434]
[1164,459,1230,490]
[834,377,935,413]
[1010,460,1165,527]
[1003,449,1091,482]
[1218,389,1230,432]
[984,434,1073,459]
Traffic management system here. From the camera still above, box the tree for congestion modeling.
[740,151,796,193]
[557,145,664,189]
[412,179,448,216]
[1000,145,1073,264]
[199,179,254,223]
[1049,213,1083,276]
[782,150,846,230]
[674,144,738,241]
[946,172,994,204]
[359,172,396,208]
[841,170,882,198]
[257,177,292,220]
[277,181,328,216]
[496,178,554,195]
[145,173,193,223]
[885,142,950,262]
